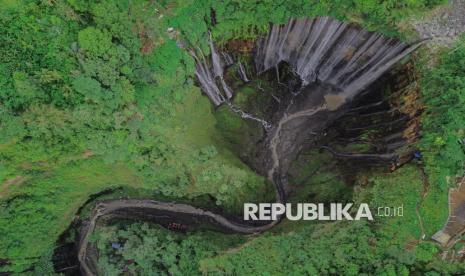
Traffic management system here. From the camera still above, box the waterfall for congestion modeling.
[190,49,225,106]
[191,35,271,129]
[255,17,424,107]
[191,33,235,105]
[209,32,224,78]
[237,62,250,83]
[221,51,234,66]
[194,16,422,109]
[252,17,422,182]
[191,16,422,185]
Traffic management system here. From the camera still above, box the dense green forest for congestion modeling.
[1,0,464,275]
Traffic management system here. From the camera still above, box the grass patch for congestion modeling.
[0,158,140,273]
[365,165,424,245]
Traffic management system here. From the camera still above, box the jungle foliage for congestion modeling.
[196,165,458,275]
[420,36,465,191]
[0,0,460,274]
[93,222,244,275]
[0,0,271,272]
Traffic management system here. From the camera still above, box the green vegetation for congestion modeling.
[363,165,425,246]
[93,222,244,275]
[199,220,461,275]
[420,36,465,191]
[0,0,462,274]
[0,0,270,272]
[0,159,140,271]
[196,166,459,275]
[207,0,445,41]
[417,36,465,238]
[288,149,352,204]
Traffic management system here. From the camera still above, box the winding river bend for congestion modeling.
[76,17,422,275]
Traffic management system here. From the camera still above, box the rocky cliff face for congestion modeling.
[193,16,422,196]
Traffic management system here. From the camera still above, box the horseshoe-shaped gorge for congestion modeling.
[74,17,426,275]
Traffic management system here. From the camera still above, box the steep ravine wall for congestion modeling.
[72,17,422,275]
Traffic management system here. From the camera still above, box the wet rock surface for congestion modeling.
[250,17,421,190]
